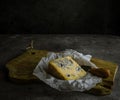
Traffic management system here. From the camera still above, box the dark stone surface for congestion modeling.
[0,0,120,34]
[0,34,120,100]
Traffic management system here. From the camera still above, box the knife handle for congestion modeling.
[89,68,111,78]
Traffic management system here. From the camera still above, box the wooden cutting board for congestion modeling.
[6,49,118,96]
[86,58,118,95]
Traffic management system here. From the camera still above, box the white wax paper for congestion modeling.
[33,49,102,92]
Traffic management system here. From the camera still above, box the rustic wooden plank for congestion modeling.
[6,49,118,95]
[86,58,118,95]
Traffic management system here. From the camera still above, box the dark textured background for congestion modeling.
[0,0,120,34]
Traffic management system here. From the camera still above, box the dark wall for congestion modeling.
[0,0,119,34]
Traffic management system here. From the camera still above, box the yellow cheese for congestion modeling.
[48,56,87,80]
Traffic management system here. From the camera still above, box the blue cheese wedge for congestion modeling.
[48,56,87,80]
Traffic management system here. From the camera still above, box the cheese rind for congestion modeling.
[48,56,87,80]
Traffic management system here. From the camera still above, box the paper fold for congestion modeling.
[33,49,102,92]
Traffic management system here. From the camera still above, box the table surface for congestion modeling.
[0,34,120,100]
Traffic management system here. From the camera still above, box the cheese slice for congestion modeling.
[48,56,87,80]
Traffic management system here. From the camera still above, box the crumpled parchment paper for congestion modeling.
[33,49,102,92]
